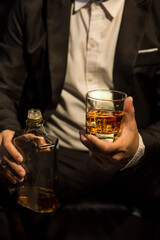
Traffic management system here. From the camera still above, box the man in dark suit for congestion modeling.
[0,0,160,211]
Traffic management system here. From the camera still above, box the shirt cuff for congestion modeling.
[121,133,145,171]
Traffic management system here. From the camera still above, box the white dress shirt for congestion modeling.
[45,0,145,167]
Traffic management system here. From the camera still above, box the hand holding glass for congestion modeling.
[86,89,127,142]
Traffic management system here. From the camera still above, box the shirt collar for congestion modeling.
[74,0,124,18]
[74,0,87,12]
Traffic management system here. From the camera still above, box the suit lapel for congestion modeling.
[46,0,72,107]
[113,0,152,95]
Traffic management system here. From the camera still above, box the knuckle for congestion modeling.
[112,155,122,162]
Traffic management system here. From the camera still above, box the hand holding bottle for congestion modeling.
[0,130,25,184]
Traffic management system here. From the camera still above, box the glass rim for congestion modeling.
[86,89,127,102]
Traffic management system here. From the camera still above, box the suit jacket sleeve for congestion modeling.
[0,0,28,131]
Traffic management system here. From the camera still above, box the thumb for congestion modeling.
[123,96,135,123]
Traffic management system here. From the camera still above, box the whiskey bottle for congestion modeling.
[12,109,59,213]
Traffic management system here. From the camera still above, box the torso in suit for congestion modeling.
[0,0,160,206]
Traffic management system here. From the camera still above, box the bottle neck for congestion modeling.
[26,119,44,129]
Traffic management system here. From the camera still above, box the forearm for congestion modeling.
[0,92,22,131]
[121,121,160,171]
[0,0,28,131]
[139,121,160,165]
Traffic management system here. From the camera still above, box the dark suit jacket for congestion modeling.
[0,0,160,206]
[0,0,14,38]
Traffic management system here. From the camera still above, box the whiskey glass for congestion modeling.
[86,89,127,142]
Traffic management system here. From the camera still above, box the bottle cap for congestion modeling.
[27,109,42,123]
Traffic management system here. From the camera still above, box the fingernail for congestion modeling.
[18,177,24,183]
[17,156,23,162]
[19,170,25,177]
